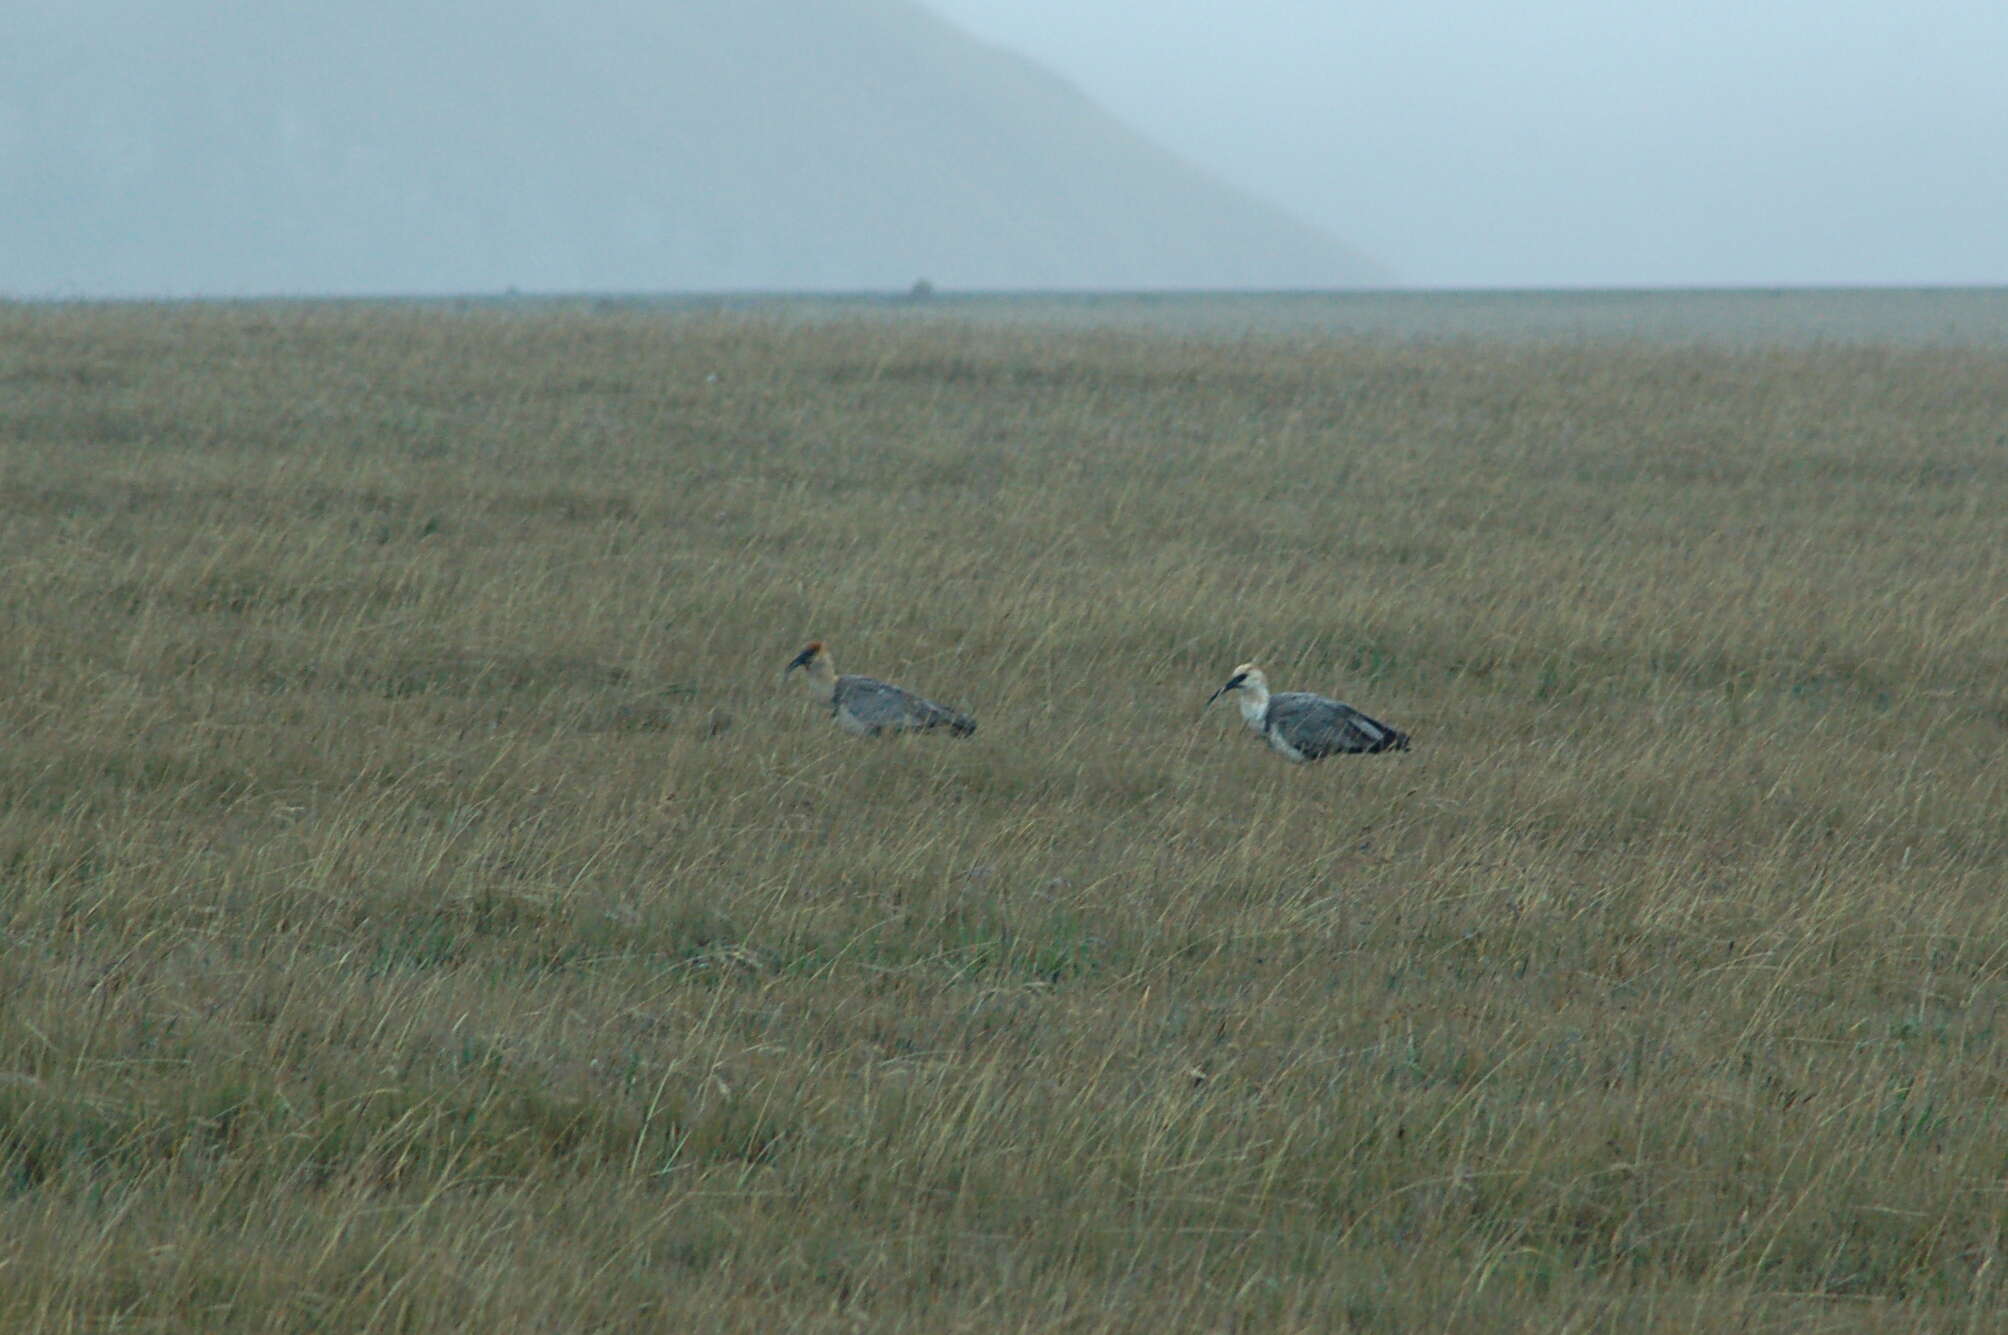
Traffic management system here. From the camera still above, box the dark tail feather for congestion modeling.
[918,701,977,737]
[1362,717,1410,753]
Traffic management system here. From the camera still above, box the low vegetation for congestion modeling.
[1,303,2002,1330]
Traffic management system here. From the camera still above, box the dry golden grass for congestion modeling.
[0,302,2003,1331]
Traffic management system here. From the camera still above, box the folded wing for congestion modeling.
[1266,691,1409,759]
[835,676,977,737]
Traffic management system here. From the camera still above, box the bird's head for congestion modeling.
[1206,662,1264,707]
[785,640,827,674]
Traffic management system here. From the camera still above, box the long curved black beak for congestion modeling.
[1205,673,1247,707]
[785,647,815,673]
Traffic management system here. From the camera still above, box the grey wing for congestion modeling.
[838,677,976,736]
[1269,692,1409,757]
[834,677,912,732]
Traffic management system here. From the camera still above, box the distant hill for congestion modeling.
[0,0,1384,297]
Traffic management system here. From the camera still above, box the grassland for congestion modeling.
[0,302,2002,1331]
[598,284,2008,349]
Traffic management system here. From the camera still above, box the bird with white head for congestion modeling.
[1206,662,1409,762]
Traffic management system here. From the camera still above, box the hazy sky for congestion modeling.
[925,0,2008,288]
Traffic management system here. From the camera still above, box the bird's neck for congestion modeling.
[1236,682,1270,726]
[798,658,838,704]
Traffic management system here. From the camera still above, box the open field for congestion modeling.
[1,303,2003,1330]
[485,284,2008,349]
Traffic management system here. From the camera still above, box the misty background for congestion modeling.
[930,0,2008,289]
[4,0,2003,296]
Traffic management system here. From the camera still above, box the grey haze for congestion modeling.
[928,0,2008,289]
[1,0,1379,297]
